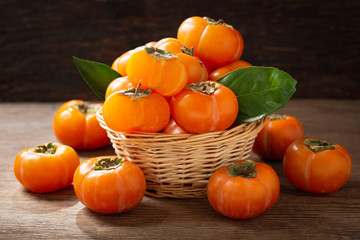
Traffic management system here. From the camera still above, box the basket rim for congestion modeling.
[96,107,266,143]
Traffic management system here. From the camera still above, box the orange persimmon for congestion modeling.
[253,114,304,160]
[53,100,109,150]
[73,156,146,214]
[177,16,244,69]
[126,46,188,97]
[103,85,170,133]
[283,137,352,193]
[14,142,79,193]
[170,81,238,134]
[207,160,280,219]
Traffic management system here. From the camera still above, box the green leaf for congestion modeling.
[73,56,121,101]
[218,66,297,123]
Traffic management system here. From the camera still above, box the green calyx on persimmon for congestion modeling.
[304,139,337,153]
[227,160,257,178]
[92,157,124,171]
[35,142,57,154]
[144,46,175,60]
[203,16,233,29]
[268,114,287,121]
[181,45,194,56]
[73,102,100,115]
[185,81,220,95]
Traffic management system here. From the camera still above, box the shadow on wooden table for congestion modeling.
[74,181,359,239]
[11,185,78,213]
[74,195,297,239]
[75,197,172,239]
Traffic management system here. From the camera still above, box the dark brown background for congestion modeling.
[1,0,359,102]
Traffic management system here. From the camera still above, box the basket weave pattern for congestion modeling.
[97,108,265,198]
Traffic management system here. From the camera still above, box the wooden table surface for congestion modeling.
[1,99,359,239]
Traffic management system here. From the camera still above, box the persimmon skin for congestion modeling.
[53,100,109,150]
[207,160,280,219]
[209,60,252,81]
[14,143,79,193]
[283,138,352,193]
[105,77,134,100]
[111,42,157,76]
[253,115,304,160]
[162,118,188,134]
[155,37,184,55]
[126,48,188,97]
[103,90,170,133]
[170,82,238,134]
[73,156,146,214]
[177,16,244,69]
[112,50,134,77]
[155,37,208,84]
[177,53,208,84]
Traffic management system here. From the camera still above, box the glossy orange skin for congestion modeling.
[209,60,252,80]
[155,38,184,55]
[253,115,304,160]
[283,137,352,193]
[155,38,208,84]
[105,77,134,100]
[170,82,238,134]
[14,143,79,193]
[126,49,188,97]
[111,42,157,76]
[112,50,133,77]
[177,16,244,69]
[112,47,142,77]
[53,100,109,150]
[162,118,188,134]
[73,156,146,214]
[207,160,280,219]
[103,90,170,133]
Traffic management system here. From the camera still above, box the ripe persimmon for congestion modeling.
[53,100,109,150]
[170,81,238,134]
[177,16,244,69]
[126,46,188,97]
[103,84,170,133]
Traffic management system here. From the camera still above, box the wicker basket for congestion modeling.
[97,108,265,198]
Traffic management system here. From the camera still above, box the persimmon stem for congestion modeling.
[120,86,151,99]
[135,84,141,98]
[216,19,225,25]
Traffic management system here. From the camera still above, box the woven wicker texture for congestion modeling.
[97,108,265,198]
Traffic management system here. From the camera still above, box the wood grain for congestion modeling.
[0,0,359,101]
[0,99,359,239]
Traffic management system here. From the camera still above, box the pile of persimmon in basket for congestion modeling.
[103,16,252,135]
